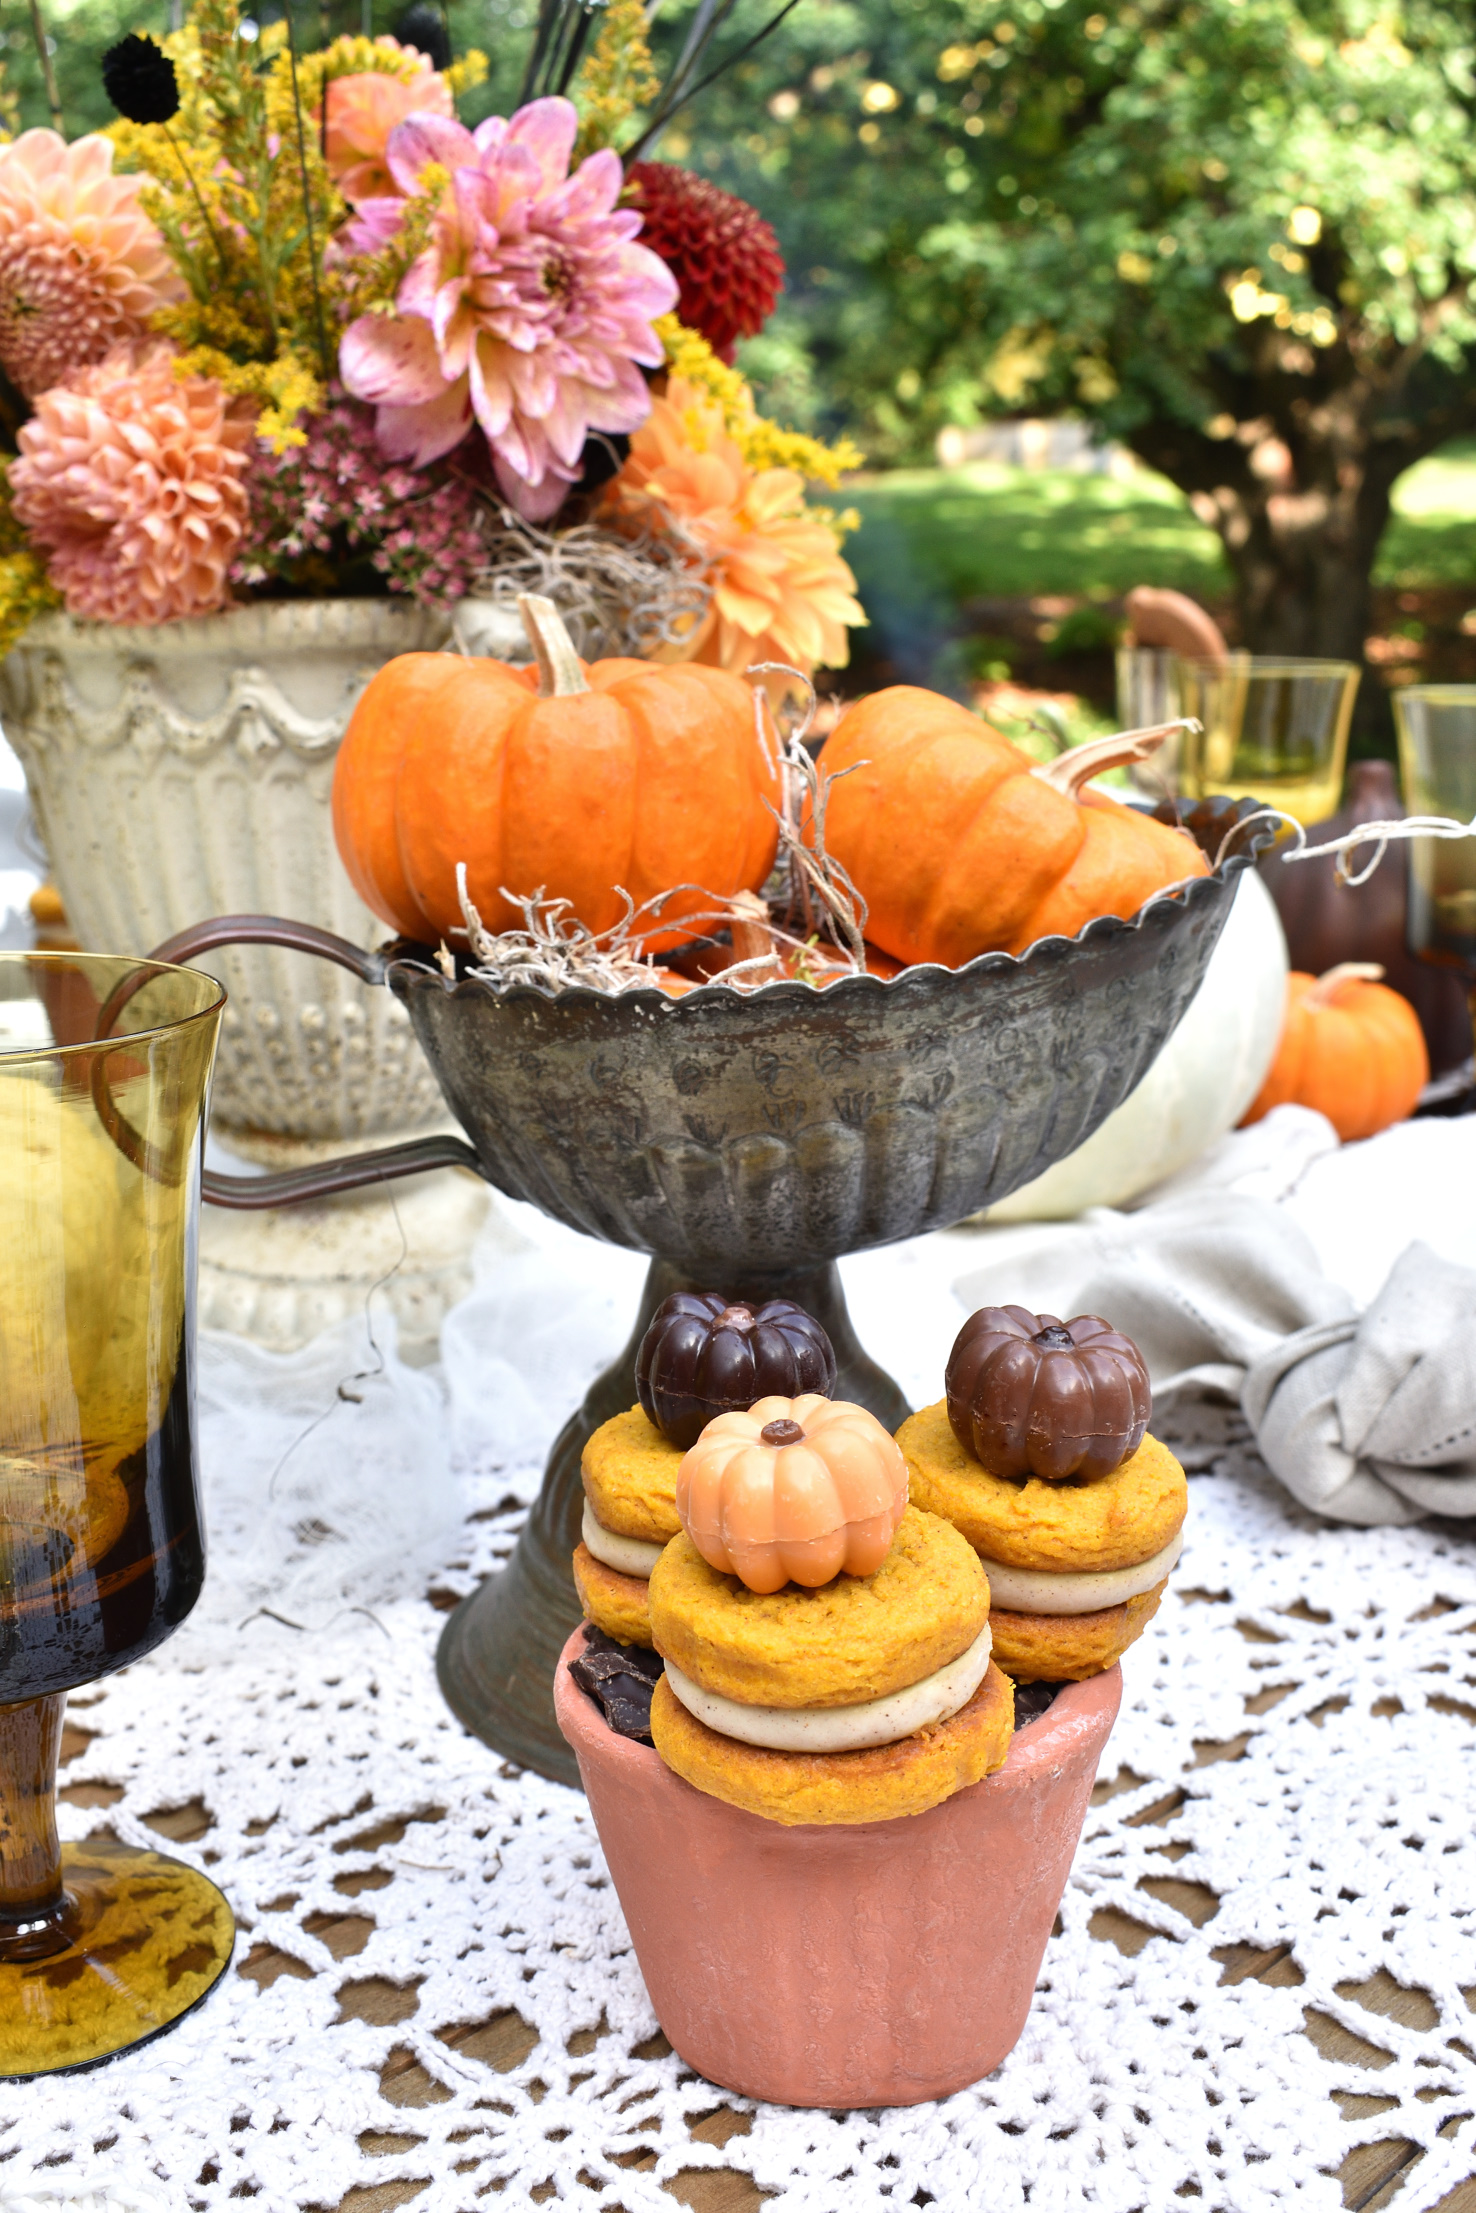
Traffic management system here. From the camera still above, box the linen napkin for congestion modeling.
[956,1130,1476,1526]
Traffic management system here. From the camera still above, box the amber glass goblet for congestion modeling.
[0,951,231,2076]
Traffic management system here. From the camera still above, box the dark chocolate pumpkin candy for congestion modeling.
[945,1304,1151,1483]
[636,1292,837,1448]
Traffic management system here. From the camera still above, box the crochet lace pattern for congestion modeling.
[3,1232,1474,2213]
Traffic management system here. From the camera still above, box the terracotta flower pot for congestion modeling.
[555,1628,1121,2108]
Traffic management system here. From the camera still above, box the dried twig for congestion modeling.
[742,666,869,971]
[465,509,712,661]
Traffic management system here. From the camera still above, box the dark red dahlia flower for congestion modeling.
[625,161,784,363]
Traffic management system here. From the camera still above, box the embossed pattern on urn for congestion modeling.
[0,599,524,1140]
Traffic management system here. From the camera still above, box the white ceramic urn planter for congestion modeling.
[0,597,524,1360]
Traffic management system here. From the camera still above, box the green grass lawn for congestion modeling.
[830,438,1476,616]
[1375,440,1476,589]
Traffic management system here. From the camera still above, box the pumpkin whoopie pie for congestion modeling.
[646,1395,1014,1825]
[898,1306,1187,1684]
[575,1290,843,1649]
[573,1406,683,1648]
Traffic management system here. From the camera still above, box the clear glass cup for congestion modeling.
[1114,648,1185,797]
[0,950,232,2077]
[1395,687,1476,1028]
[1174,656,1361,825]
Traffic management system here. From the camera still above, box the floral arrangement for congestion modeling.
[0,0,863,677]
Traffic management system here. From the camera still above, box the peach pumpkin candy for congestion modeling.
[677,1393,909,1592]
[556,1632,1121,2108]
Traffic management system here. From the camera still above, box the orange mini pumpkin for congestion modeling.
[332,595,781,953]
[1240,962,1429,1142]
[677,1393,908,1594]
[812,691,1208,967]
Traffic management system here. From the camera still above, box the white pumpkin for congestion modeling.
[987,868,1289,1221]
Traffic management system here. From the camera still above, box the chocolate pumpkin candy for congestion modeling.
[332,594,780,954]
[676,1393,908,1593]
[636,1291,837,1448]
[945,1306,1151,1483]
[812,691,1207,967]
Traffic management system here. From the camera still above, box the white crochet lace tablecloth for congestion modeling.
[5,1117,1476,2213]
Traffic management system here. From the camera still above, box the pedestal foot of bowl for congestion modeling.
[437,1256,912,1785]
[0,1837,235,2078]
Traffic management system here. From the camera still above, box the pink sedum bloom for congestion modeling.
[338,97,677,520]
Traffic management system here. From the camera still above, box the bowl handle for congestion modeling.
[146,914,483,1210]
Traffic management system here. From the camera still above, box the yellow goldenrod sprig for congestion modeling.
[657,316,864,487]
[0,463,61,656]
[575,0,659,156]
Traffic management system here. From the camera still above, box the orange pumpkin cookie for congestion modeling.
[649,1507,988,1711]
[573,1543,654,1648]
[989,1582,1168,1684]
[898,1402,1185,1573]
[582,1406,685,1543]
[650,1661,1015,1826]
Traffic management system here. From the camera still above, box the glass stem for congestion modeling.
[0,1694,68,1961]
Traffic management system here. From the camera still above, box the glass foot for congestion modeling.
[0,1836,234,2078]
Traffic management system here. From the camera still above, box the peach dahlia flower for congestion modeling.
[0,130,184,399]
[324,55,454,203]
[338,96,677,519]
[11,346,254,626]
[608,377,865,675]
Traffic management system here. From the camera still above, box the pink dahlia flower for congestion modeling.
[0,130,184,399]
[324,52,454,203]
[11,345,254,626]
[338,96,677,520]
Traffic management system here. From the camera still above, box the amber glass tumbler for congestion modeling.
[0,952,232,2076]
[1174,656,1360,825]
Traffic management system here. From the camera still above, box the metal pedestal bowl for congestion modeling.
[156,843,1255,1786]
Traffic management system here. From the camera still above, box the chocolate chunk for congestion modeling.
[1012,1680,1065,1731]
[569,1628,664,1744]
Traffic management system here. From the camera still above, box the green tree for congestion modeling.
[674,0,1476,671]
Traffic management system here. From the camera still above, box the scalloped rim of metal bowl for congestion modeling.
[379,832,1270,1013]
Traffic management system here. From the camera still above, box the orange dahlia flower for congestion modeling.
[0,129,183,399]
[607,377,864,675]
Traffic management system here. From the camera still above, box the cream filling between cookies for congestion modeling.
[983,1529,1184,1617]
[581,1501,665,1579]
[662,1622,994,1753]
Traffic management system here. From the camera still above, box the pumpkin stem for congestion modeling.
[1304,960,1385,1009]
[518,593,590,699]
[728,890,774,968]
[1030,719,1196,799]
[760,1417,806,1447]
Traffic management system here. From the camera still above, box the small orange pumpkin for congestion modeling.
[332,595,781,953]
[812,691,1208,967]
[677,1393,908,1593]
[1240,962,1429,1141]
